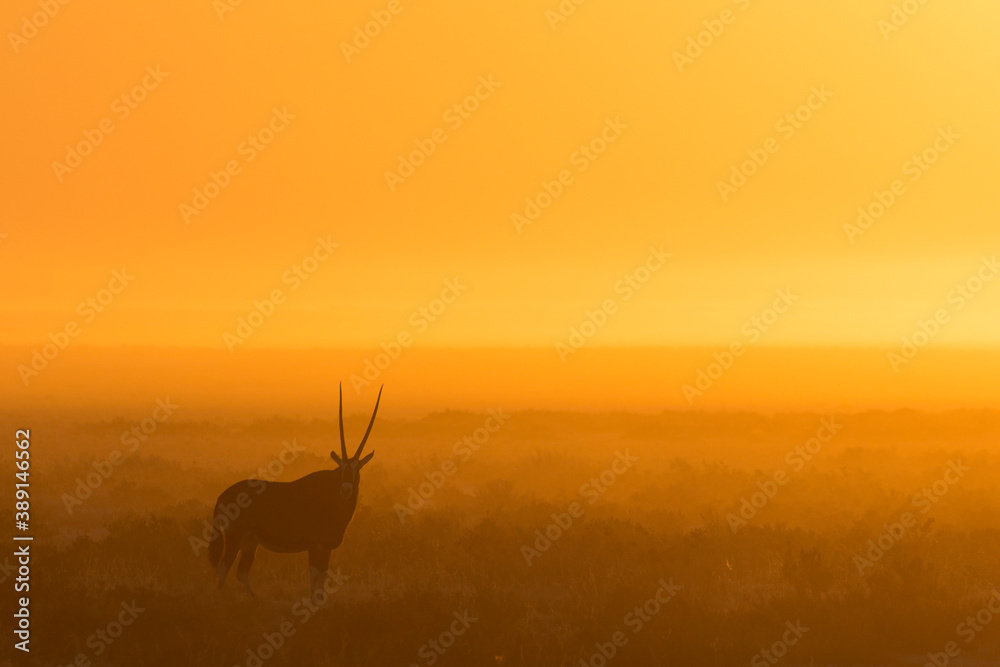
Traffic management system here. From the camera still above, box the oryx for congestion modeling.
[209,384,382,595]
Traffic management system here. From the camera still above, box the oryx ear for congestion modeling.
[330,450,342,465]
[359,451,374,467]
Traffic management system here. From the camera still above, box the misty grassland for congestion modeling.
[3,410,1000,666]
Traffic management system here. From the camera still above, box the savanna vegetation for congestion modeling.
[2,409,1000,666]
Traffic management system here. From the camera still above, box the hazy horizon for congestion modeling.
[5,344,1000,418]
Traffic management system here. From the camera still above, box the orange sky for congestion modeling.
[2,0,998,411]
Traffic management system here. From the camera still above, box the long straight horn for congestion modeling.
[339,383,348,462]
[353,385,383,459]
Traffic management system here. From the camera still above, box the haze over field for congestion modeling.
[3,409,1000,666]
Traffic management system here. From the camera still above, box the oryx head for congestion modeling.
[331,383,382,497]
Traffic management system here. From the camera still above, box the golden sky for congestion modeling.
[2,0,999,410]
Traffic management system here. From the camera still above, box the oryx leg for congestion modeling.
[308,548,332,595]
[236,535,259,597]
[218,527,244,589]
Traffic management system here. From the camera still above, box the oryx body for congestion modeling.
[209,385,381,595]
